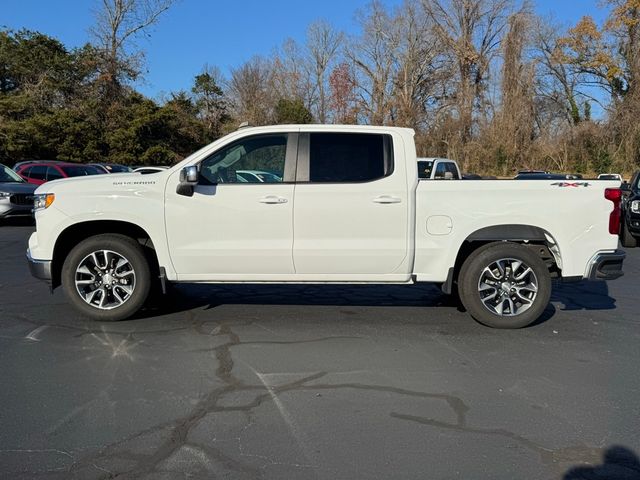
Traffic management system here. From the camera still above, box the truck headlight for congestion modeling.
[34,193,55,211]
[632,200,640,214]
[0,192,10,199]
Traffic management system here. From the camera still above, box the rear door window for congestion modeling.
[306,133,393,183]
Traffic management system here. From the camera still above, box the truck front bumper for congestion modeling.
[27,249,52,285]
[587,250,625,281]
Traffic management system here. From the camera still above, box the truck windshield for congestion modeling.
[0,165,24,183]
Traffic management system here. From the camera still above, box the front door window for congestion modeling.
[199,135,287,185]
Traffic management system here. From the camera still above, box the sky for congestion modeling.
[2,0,608,100]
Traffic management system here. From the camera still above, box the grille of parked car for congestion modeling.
[10,194,34,206]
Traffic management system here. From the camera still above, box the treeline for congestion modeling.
[1,0,640,175]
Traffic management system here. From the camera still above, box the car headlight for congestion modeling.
[33,193,55,211]
[0,192,10,199]
[632,200,640,214]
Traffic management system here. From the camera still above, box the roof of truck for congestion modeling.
[236,124,416,135]
[417,157,457,162]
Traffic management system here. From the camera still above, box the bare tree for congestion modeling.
[306,20,344,123]
[533,18,585,127]
[421,0,512,144]
[271,38,314,111]
[228,56,275,126]
[349,1,401,125]
[496,9,536,174]
[329,62,358,123]
[391,0,445,129]
[91,0,174,98]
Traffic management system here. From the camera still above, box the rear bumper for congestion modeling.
[27,249,52,285]
[586,250,625,281]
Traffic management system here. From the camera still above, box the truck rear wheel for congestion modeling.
[458,242,552,329]
[61,234,151,321]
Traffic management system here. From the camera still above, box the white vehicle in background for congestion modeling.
[417,157,462,180]
[27,125,626,328]
[598,173,623,181]
[133,166,170,174]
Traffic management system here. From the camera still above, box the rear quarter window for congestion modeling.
[445,162,460,179]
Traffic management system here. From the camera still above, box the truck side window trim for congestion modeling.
[295,132,394,184]
[196,133,298,185]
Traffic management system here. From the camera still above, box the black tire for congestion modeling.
[61,234,151,321]
[458,242,552,329]
[620,219,638,249]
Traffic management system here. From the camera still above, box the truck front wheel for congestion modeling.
[61,234,151,321]
[458,242,552,329]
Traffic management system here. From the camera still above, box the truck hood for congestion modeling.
[34,171,170,195]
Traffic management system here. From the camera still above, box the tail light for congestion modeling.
[604,188,622,235]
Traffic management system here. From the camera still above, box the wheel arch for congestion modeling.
[443,224,562,294]
[52,220,159,290]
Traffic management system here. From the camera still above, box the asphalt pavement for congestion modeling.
[1,223,639,479]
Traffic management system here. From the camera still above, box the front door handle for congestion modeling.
[373,195,402,204]
[259,195,288,204]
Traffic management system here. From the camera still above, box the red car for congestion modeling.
[16,162,103,185]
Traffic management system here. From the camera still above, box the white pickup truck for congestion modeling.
[27,125,626,328]
[417,157,462,180]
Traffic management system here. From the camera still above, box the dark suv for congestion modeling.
[621,171,640,248]
[0,163,37,219]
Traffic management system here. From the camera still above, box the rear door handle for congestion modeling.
[259,195,288,204]
[373,195,402,204]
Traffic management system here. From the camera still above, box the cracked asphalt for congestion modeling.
[1,224,640,479]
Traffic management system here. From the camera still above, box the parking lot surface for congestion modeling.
[1,224,640,479]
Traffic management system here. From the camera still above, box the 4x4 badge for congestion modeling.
[550,182,591,187]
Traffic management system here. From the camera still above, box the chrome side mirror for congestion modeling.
[177,165,198,197]
[181,165,198,183]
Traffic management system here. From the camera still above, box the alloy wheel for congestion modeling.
[74,250,136,310]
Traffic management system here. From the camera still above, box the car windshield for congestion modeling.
[61,165,102,177]
[0,165,24,182]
